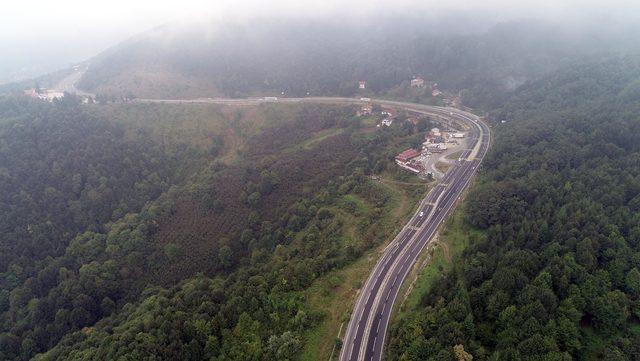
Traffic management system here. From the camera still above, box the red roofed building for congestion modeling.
[395,149,421,163]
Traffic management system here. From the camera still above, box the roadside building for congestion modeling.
[395,149,421,163]
[410,77,425,88]
[432,89,442,97]
[359,80,366,89]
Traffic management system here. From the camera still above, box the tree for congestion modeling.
[592,291,629,335]
[454,344,473,361]
[218,245,232,269]
[164,243,184,261]
[625,268,640,297]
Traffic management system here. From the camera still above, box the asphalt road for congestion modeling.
[336,101,490,361]
[135,96,490,361]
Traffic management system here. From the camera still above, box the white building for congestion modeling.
[382,119,393,126]
[410,77,425,88]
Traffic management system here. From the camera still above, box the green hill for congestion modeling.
[388,56,640,360]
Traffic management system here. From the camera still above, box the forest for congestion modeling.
[0,96,433,360]
[388,57,640,360]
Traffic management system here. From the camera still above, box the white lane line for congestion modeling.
[345,103,489,361]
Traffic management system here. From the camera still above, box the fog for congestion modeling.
[1,0,638,84]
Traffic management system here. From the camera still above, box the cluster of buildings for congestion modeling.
[423,127,464,152]
[394,127,466,176]
[356,103,397,128]
[395,148,425,174]
[357,76,453,106]
[409,76,443,98]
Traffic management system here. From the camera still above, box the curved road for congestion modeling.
[135,96,490,361]
[338,102,490,361]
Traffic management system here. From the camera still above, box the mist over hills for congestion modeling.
[74,16,639,107]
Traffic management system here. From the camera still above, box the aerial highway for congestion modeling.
[337,101,490,361]
[135,96,490,361]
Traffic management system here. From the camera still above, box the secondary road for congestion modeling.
[134,96,490,361]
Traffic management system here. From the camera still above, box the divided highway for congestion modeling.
[338,101,490,361]
[136,96,490,360]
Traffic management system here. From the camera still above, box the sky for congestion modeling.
[0,0,637,83]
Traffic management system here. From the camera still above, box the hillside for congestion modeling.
[75,18,638,108]
[388,56,640,359]
[0,96,436,360]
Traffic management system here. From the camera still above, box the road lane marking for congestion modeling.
[340,103,488,361]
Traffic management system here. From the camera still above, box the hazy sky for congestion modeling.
[0,0,637,83]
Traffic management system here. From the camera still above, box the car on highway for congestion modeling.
[419,211,424,217]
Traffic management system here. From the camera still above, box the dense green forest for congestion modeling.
[388,57,640,359]
[76,19,639,108]
[0,97,202,275]
[0,96,434,360]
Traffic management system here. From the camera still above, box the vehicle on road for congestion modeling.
[419,211,424,217]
